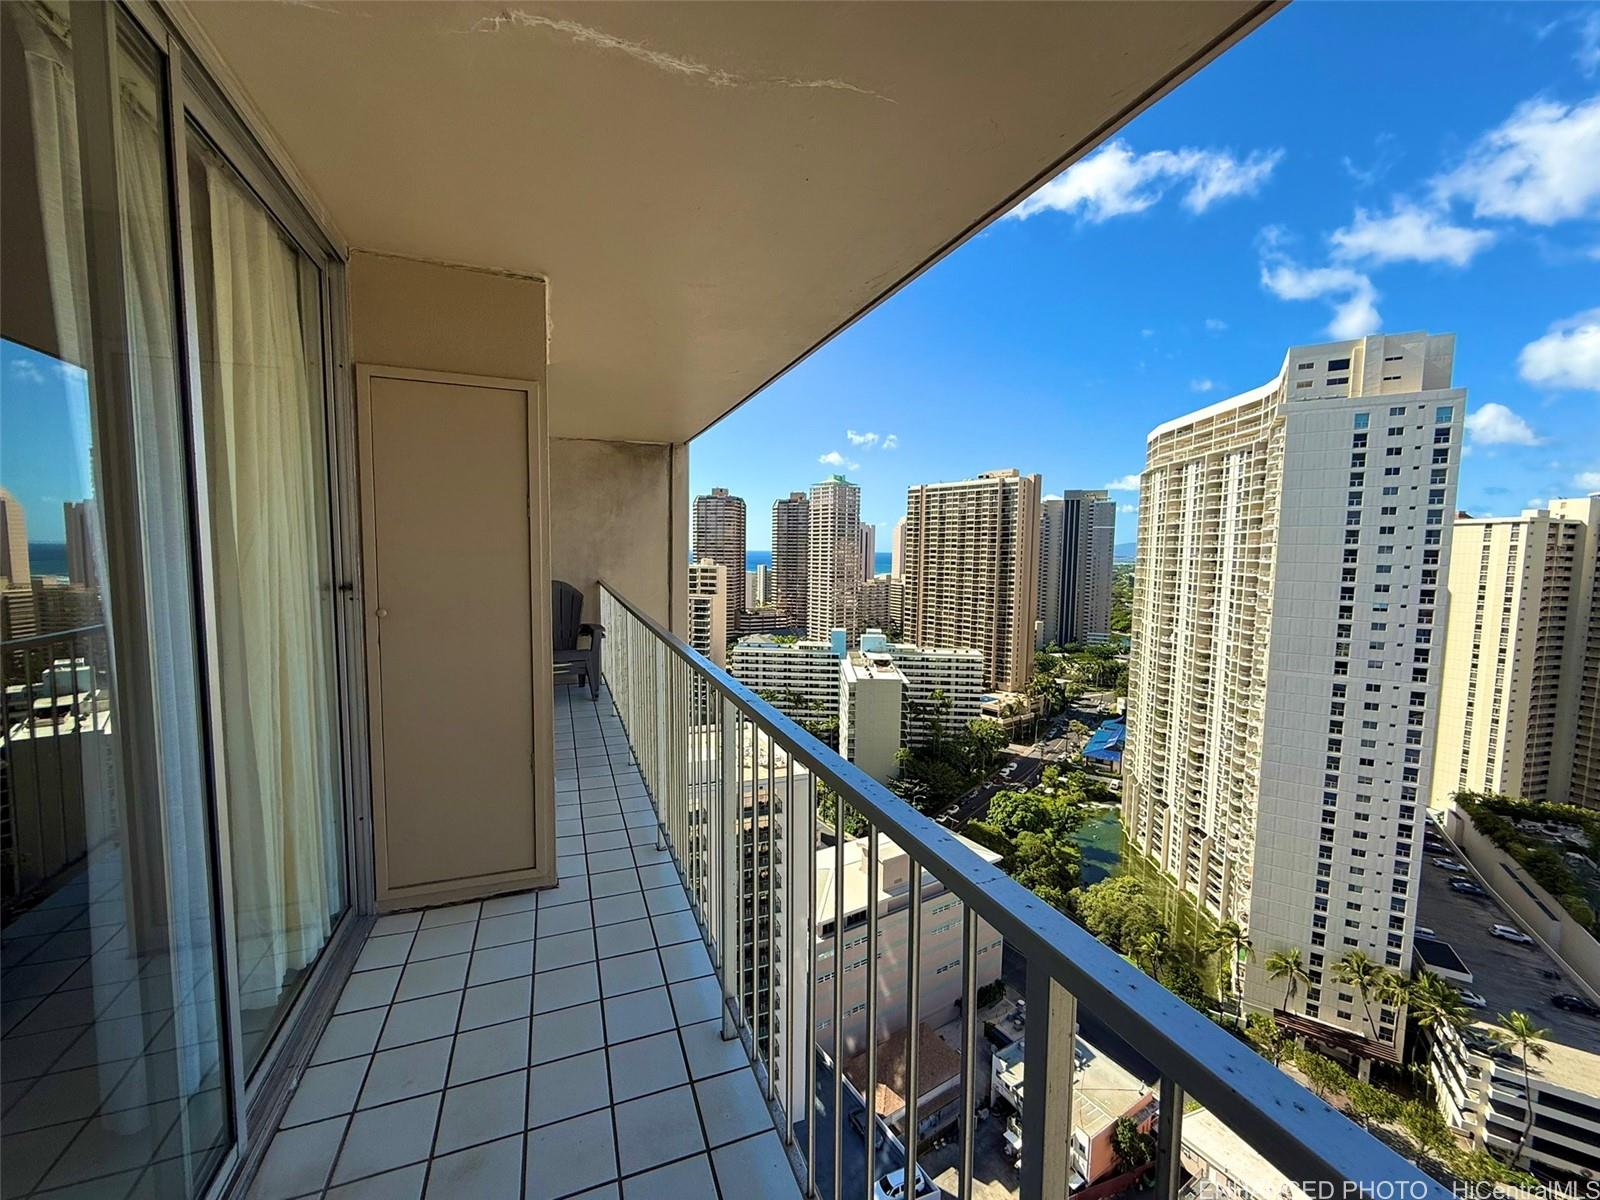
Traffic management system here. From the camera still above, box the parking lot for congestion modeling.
[1417,824,1600,1057]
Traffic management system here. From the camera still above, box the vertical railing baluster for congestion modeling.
[864,824,880,1200]
[720,693,739,1042]
[805,767,819,1196]
[1021,971,1076,1200]
[783,754,797,1145]
[904,856,923,1196]
[764,728,777,1098]
[832,794,846,1200]
[1155,1077,1186,1200]
[958,912,977,1200]
[735,711,748,1039]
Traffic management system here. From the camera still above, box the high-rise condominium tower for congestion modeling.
[859,524,876,582]
[807,476,862,639]
[1038,498,1063,649]
[686,560,729,668]
[772,491,809,627]
[1124,332,1464,1052]
[693,487,746,626]
[1434,496,1600,810]
[903,469,1041,690]
[1061,490,1116,645]
[63,500,99,590]
[0,487,36,641]
[891,516,906,579]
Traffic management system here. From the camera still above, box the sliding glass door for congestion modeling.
[2,2,357,1195]
[186,129,347,1071]
[2,7,229,1196]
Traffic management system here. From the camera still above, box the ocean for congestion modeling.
[746,550,892,575]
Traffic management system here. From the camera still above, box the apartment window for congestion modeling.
[1353,412,1370,429]
[1388,406,1406,416]
[1329,357,1352,371]
[1435,405,1453,423]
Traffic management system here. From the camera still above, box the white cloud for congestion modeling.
[1204,318,1227,332]
[1519,308,1600,390]
[7,359,45,385]
[1576,470,1600,490]
[846,429,878,447]
[1259,258,1380,340]
[1578,9,1600,76]
[1190,379,1215,393]
[1329,201,1495,267]
[1464,402,1542,446]
[1106,474,1142,492]
[1528,497,1547,508]
[1008,139,1282,223]
[880,433,899,450]
[818,451,860,471]
[1434,96,1600,225]
[1117,503,1139,515]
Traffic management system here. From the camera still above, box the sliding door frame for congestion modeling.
[104,3,375,1196]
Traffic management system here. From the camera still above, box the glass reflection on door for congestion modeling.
[1,6,229,1197]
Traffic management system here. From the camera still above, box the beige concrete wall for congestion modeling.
[350,252,546,382]
[549,438,686,632]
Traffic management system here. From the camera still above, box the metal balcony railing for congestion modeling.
[1,624,113,911]
[598,581,1448,1200]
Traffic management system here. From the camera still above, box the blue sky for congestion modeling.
[692,1,1600,550]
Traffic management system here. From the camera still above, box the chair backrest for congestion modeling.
[551,581,586,651]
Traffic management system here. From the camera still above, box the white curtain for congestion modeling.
[196,144,339,1026]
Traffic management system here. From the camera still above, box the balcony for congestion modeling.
[227,583,1449,1200]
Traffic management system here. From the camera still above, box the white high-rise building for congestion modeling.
[891,516,906,580]
[730,629,984,754]
[1434,496,1600,810]
[1124,332,1465,1054]
[807,475,862,640]
[693,487,746,626]
[686,560,729,667]
[903,469,1041,690]
[772,491,809,628]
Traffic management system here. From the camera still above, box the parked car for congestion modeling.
[1489,924,1535,945]
[1432,858,1467,872]
[1551,994,1600,1017]
[1450,880,1487,896]
[875,1167,938,1200]
[1460,990,1489,1009]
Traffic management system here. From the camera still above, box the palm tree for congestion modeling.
[1407,971,1471,1036]
[1497,1010,1550,1167]
[1264,947,1310,1011]
[1203,919,1252,1001]
[1136,927,1170,977]
[1334,950,1384,1039]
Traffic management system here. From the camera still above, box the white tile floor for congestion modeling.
[247,684,802,1200]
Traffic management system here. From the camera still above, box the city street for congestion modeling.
[938,697,1116,828]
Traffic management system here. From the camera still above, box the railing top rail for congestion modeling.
[1,624,109,652]
[598,579,1449,1197]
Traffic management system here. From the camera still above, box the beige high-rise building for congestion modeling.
[807,475,862,639]
[693,487,746,626]
[891,516,906,580]
[63,500,99,590]
[903,468,1040,690]
[1125,332,1464,1052]
[686,560,729,668]
[772,491,809,628]
[1434,496,1600,810]
[0,486,37,641]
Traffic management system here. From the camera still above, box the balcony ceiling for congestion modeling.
[179,1,1274,442]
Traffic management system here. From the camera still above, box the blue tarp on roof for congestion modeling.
[1083,719,1125,764]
